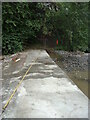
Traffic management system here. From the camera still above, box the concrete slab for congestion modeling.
[2,50,88,118]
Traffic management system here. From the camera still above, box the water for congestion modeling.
[47,50,89,98]
[68,70,88,97]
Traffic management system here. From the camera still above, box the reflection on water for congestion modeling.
[68,70,88,98]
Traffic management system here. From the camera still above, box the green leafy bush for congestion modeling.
[2,34,23,55]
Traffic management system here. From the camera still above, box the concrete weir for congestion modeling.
[2,50,88,118]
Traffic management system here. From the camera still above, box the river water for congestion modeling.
[47,50,89,99]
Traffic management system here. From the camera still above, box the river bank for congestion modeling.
[47,49,89,98]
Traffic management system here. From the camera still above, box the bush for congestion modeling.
[2,34,23,55]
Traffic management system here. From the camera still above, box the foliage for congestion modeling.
[2,2,88,54]
[46,3,88,52]
[2,3,44,54]
[3,34,23,55]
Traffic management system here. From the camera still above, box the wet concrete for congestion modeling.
[2,50,88,118]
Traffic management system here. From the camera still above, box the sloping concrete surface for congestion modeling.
[2,50,88,118]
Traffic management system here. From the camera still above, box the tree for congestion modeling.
[2,2,88,54]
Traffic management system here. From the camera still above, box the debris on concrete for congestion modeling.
[12,54,20,63]
[15,58,20,62]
